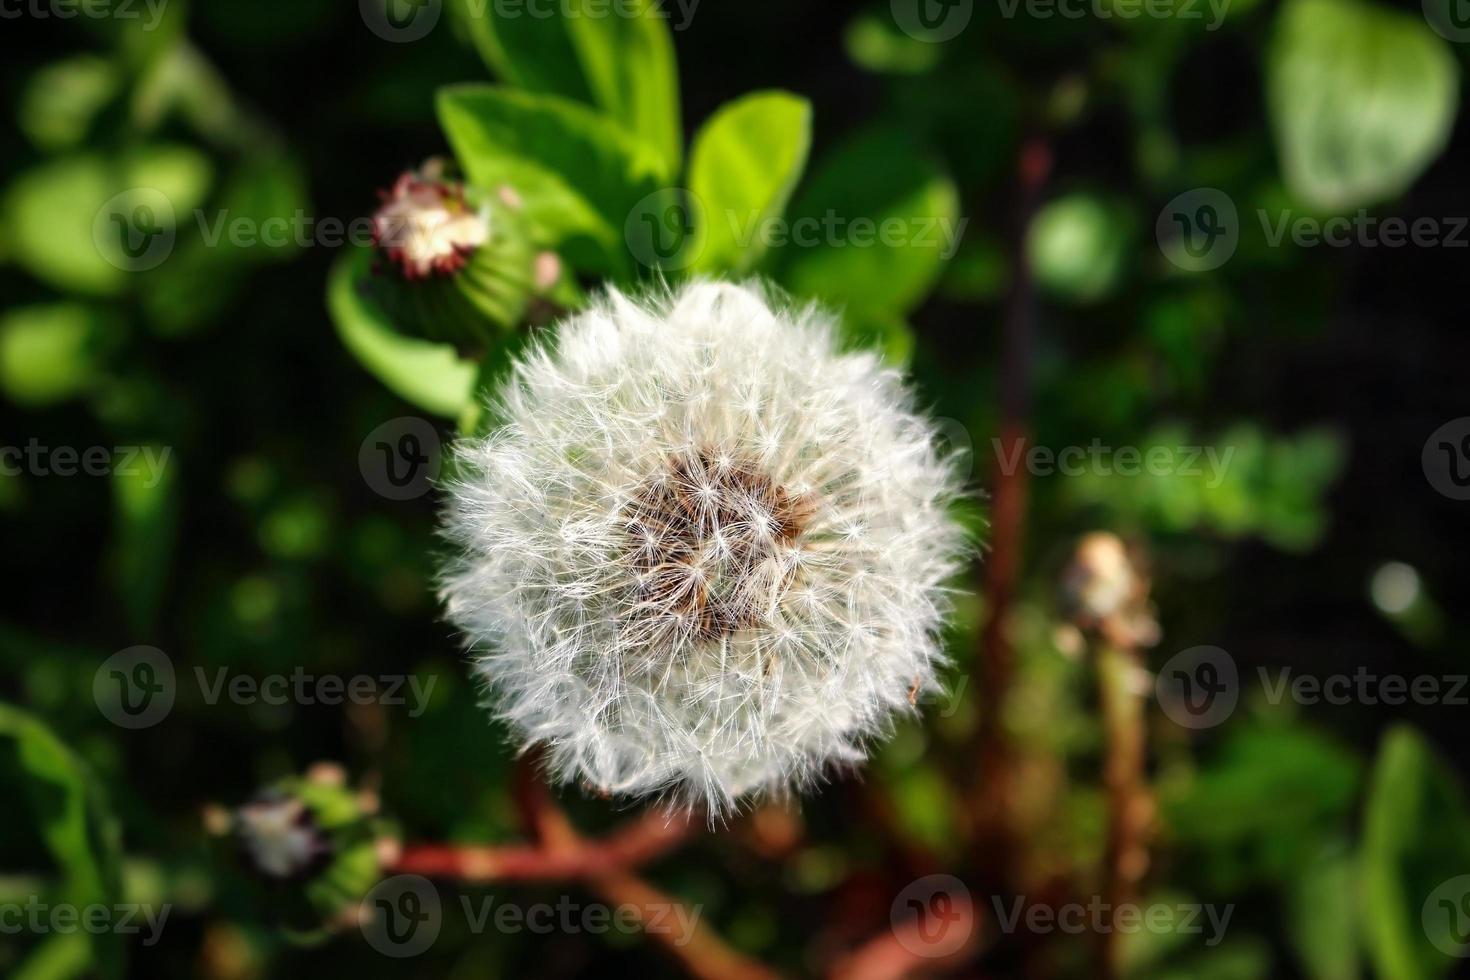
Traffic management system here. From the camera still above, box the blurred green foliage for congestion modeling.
[2,0,1468,977]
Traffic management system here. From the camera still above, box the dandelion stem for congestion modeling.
[1097,642,1150,980]
[388,808,695,883]
[974,135,1052,879]
[392,766,776,980]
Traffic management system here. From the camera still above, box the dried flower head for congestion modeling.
[236,794,330,879]
[372,170,488,280]
[440,282,968,814]
[365,164,536,346]
[1060,531,1159,650]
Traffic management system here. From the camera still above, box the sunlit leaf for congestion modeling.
[327,245,478,418]
[775,128,960,317]
[19,56,120,152]
[564,0,682,177]
[688,91,811,275]
[437,84,663,275]
[1267,0,1458,210]
[0,305,113,408]
[1361,726,1470,979]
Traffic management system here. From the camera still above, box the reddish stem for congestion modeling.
[392,770,776,980]
[390,807,696,883]
[828,891,980,980]
[974,137,1053,874]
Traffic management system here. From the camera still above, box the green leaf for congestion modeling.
[327,245,478,418]
[0,704,124,980]
[1360,725,1470,980]
[447,0,593,103]
[774,128,961,318]
[564,0,682,177]
[1267,0,1459,210]
[1286,843,1361,980]
[844,11,942,75]
[436,84,663,275]
[18,56,120,152]
[1159,720,1361,890]
[688,91,811,275]
[0,305,113,408]
[844,312,916,366]
[4,156,125,296]
[447,0,681,176]
[3,147,212,296]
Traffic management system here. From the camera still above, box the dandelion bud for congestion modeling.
[440,282,969,814]
[221,771,383,928]
[368,164,533,347]
[236,793,330,880]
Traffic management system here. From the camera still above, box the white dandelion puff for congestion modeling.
[439,281,969,815]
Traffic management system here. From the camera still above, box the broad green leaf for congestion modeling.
[19,56,120,152]
[1267,0,1458,210]
[437,84,663,275]
[3,147,212,296]
[4,156,125,295]
[0,305,113,408]
[1360,725,1470,980]
[774,128,961,318]
[327,245,478,418]
[447,0,681,174]
[122,143,214,214]
[688,91,811,275]
[447,0,593,103]
[0,704,124,980]
[563,0,682,177]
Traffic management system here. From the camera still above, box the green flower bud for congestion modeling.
[368,163,534,349]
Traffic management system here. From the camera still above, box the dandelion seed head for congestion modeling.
[440,281,969,815]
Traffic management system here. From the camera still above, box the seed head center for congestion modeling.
[623,450,810,641]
